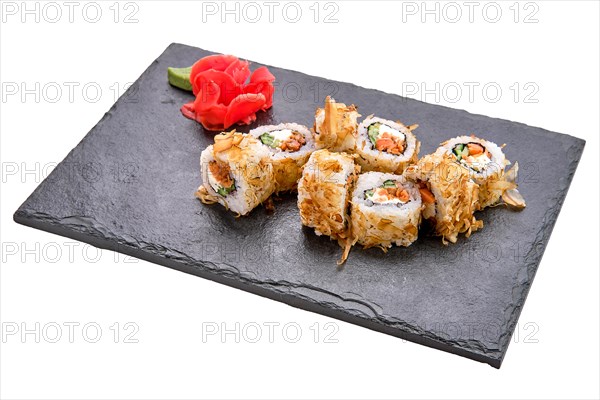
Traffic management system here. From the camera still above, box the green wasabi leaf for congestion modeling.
[168,66,193,91]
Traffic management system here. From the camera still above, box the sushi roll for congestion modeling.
[350,172,422,249]
[355,116,420,174]
[249,123,316,192]
[297,149,359,263]
[441,135,523,209]
[404,148,483,244]
[313,96,360,152]
[196,131,275,215]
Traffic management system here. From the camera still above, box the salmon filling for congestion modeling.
[368,123,406,155]
[207,161,236,197]
[417,181,435,204]
[452,142,492,172]
[364,180,410,206]
[260,129,306,152]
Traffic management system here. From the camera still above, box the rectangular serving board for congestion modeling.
[14,43,585,368]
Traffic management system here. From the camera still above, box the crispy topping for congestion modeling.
[213,130,243,153]
[314,96,360,150]
[503,188,526,209]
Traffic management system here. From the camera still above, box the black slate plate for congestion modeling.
[14,43,584,368]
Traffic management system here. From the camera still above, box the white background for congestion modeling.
[1,1,599,399]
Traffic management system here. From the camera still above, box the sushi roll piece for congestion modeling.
[297,149,359,263]
[350,172,422,249]
[196,131,275,216]
[404,148,483,244]
[313,96,360,152]
[441,135,525,209]
[355,116,420,174]
[249,123,316,192]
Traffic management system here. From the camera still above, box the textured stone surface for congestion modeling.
[14,43,585,368]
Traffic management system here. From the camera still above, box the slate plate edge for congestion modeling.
[13,208,505,368]
[495,137,585,366]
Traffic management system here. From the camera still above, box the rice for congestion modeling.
[404,148,483,244]
[249,123,316,192]
[197,131,275,216]
[313,96,360,152]
[297,149,359,262]
[440,135,511,208]
[355,116,420,174]
[350,172,422,249]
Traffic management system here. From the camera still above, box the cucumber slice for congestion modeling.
[368,123,380,146]
[260,133,280,148]
[382,180,397,188]
[217,182,236,197]
[454,143,464,155]
[461,146,470,159]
